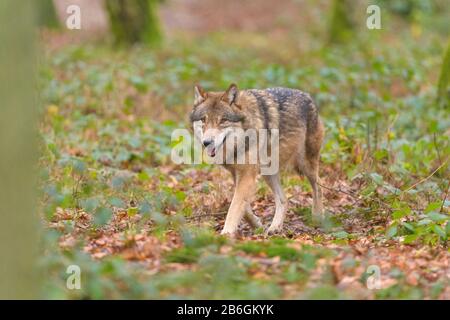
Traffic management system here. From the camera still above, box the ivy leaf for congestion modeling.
[108,197,125,208]
[393,206,411,219]
[403,234,419,244]
[81,197,100,213]
[425,202,442,213]
[427,212,448,222]
[386,224,398,238]
[332,231,349,239]
[418,218,432,226]
[370,172,384,185]
[93,207,112,227]
[402,222,415,232]
[433,225,447,240]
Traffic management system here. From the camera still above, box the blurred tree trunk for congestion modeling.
[106,0,162,46]
[437,42,449,108]
[328,0,354,44]
[0,0,39,299]
[37,0,59,29]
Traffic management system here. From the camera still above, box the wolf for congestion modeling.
[190,83,325,236]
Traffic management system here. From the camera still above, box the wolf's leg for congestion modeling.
[300,118,325,222]
[264,174,287,234]
[298,154,324,221]
[244,204,262,229]
[221,170,257,236]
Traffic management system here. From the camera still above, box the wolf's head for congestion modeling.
[190,83,245,157]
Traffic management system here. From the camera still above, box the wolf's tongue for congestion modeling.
[207,146,216,157]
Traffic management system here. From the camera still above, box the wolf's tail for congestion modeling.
[305,99,324,157]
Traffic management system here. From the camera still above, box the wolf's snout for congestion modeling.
[202,139,213,147]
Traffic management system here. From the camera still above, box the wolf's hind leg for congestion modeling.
[298,152,324,221]
[244,204,262,229]
[264,174,287,234]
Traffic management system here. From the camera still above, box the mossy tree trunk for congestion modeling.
[437,42,450,108]
[37,0,59,29]
[328,0,354,44]
[0,0,39,299]
[106,0,162,46]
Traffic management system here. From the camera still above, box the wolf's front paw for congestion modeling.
[246,216,263,229]
[220,229,236,238]
[311,210,326,225]
[312,204,324,220]
[311,214,324,225]
[265,223,283,236]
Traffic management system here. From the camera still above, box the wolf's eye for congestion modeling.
[220,118,229,124]
[192,119,204,128]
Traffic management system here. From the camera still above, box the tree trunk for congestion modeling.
[0,0,39,299]
[37,0,59,29]
[328,0,354,44]
[106,0,162,46]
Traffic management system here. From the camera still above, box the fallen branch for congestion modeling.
[317,181,391,212]
[401,158,448,193]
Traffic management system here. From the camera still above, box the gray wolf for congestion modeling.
[190,83,325,236]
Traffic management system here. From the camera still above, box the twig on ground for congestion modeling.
[401,159,448,194]
[318,182,362,209]
[318,181,391,212]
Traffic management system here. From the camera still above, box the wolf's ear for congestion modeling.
[194,84,207,106]
[222,83,239,105]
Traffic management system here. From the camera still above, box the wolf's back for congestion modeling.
[246,87,320,136]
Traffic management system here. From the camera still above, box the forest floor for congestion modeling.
[40,2,449,299]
